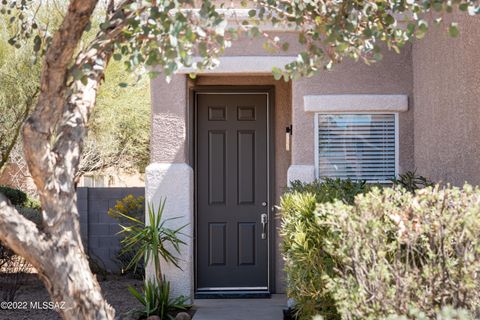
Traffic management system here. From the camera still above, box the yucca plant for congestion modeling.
[118,198,186,285]
[128,278,190,319]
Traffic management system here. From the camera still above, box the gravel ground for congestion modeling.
[0,274,143,320]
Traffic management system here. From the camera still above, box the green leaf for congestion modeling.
[385,14,395,25]
[459,3,469,11]
[80,75,88,86]
[418,20,429,32]
[70,67,83,80]
[433,2,443,12]
[33,35,41,52]
[127,286,145,305]
[100,21,111,30]
[298,32,307,45]
[272,67,283,80]
[248,9,256,17]
[449,23,459,37]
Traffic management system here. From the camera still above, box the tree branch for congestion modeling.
[0,194,49,273]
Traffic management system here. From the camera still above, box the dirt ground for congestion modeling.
[0,274,144,320]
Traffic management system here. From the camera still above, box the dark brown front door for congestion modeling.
[196,92,269,291]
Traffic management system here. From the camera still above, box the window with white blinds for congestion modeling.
[316,113,397,183]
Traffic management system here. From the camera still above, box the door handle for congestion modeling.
[260,213,268,240]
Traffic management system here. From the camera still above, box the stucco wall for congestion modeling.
[413,13,480,186]
[150,75,188,163]
[224,32,304,57]
[149,32,416,295]
[291,45,415,174]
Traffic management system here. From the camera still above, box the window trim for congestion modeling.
[304,94,408,112]
[314,111,399,183]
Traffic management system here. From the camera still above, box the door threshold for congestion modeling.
[195,290,271,299]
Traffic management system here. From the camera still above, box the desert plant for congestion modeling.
[321,186,480,319]
[314,306,476,320]
[108,194,145,225]
[391,170,434,192]
[287,178,372,205]
[280,192,340,320]
[281,185,480,319]
[281,178,372,319]
[23,196,41,210]
[108,194,145,276]
[386,306,475,320]
[118,198,190,319]
[16,206,41,227]
[0,185,40,210]
[128,278,190,319]
[119,198,186,284]
[0,185,27,206]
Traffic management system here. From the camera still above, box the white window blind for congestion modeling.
[316,113,397,183]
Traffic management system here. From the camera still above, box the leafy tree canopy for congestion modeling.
[2,0,478,83]
[248,0,480,79]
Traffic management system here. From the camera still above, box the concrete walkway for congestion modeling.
[193,294,286,320]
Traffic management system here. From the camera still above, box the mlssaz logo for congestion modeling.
[30,301,66,310]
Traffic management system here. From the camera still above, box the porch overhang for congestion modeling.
[176,56,296,74]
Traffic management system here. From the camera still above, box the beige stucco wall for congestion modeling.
[149,32,416,295]
[413,12,480,186]
[225,32,304,57]
[150,75,188,163]
[291,46,415,174]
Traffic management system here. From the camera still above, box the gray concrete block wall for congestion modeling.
[76,187,144,272]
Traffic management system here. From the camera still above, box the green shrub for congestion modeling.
[287,178,372,205]
[314,306,475,320]
[0,185,40,210]
[120,199,190,319]
[108,194,145,224]
[108,194,145,276]
[385,306,475,320]
[281,192,339,319]
[23,196,41,210]
[321,186,480,319]
[391,170,434,192]
[119,199,186,280]
[0,185,27,206]
[128,278,190,319]
[282,185,480,319]
[281,178,372,319]
[16,206,41,227]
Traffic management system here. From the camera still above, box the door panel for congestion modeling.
[196,92,269,290]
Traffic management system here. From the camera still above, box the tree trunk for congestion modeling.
[0,0,118,319]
